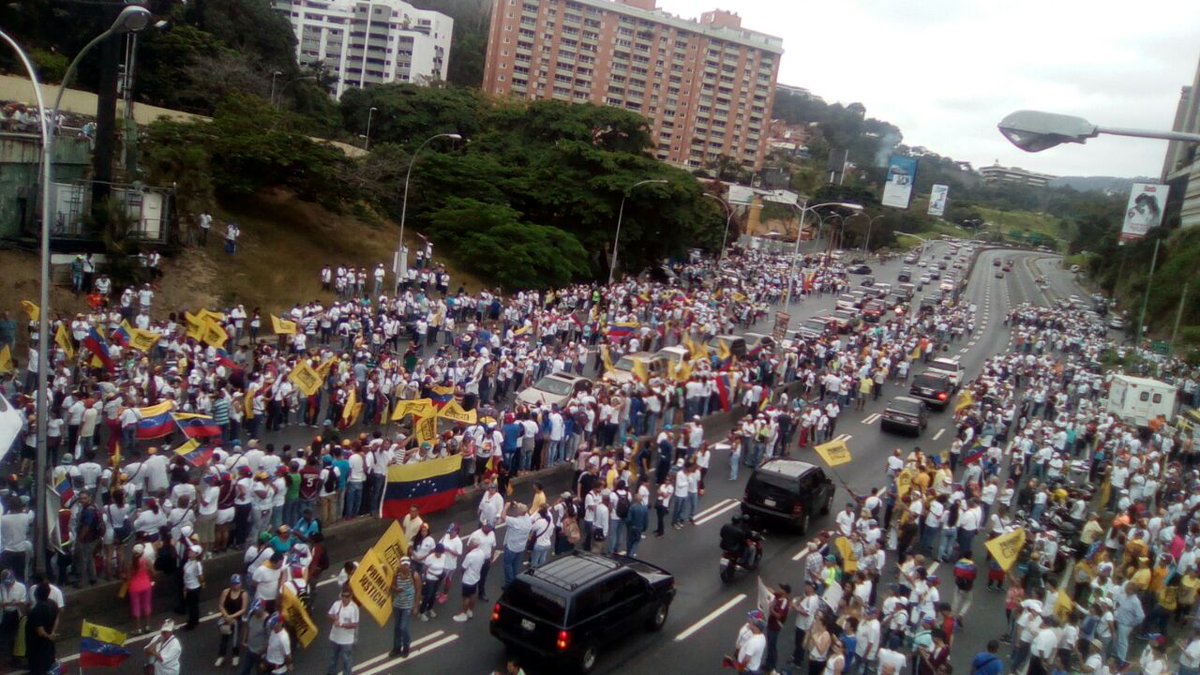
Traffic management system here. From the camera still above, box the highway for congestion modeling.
[37,242,1085,675]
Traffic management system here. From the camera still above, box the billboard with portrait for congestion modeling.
[1120,183,1168,242]
[927,184,949,217]
[882,156,918,209]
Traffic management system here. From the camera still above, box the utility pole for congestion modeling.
[91,20,122,213]
[1171,281,1189,349]
[1135,237,1161,346]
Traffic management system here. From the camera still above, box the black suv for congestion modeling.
[741,459,835,533]
[881,396,928,435]
[909,372,953,411]
[490,551,675,673]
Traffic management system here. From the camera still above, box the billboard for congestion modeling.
[1120,183,1169,242]
[927,184,949,217]
[881,156,918,209]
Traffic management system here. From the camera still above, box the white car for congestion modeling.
[516,372,592,408]
[926,357,964,390]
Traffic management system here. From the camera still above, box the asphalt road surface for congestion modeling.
[33,242,1087,675]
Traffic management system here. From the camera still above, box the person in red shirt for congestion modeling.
[765,583,791,673]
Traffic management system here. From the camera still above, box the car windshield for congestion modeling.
[890,399,923,415]
[803,319,826,330]
[532,377,576,396]
[614,357,638,372]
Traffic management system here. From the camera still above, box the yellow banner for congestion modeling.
[271,315,297,335]
[81,620,126,646]
[896,469,913,498]
[600,344,614,373]
[279,586,319,648]
[632,358,650,384]
[20,300,38,323]
[414,415,438,446]
[348,548,394,627]
[55,323,74,359]
[954,389,974,414]
[288,362,324,397]
[392,398,434,421]
[128,326,161,353]
[985,528,1027,571]
[202,321,228,349]
[814,439,852,468]
[342,387,357,424]
[0,345,11,374]
[370,521,410,572]
[437,400,477,425]
[834,536,858,573]
[1053,589,1075,623]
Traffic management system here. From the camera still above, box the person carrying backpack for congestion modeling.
[72,493,104,586]
[607,484,630,555]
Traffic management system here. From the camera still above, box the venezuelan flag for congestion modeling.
[135,401,177,440]
[605,321,639,342]
[80,638,132,668]
[428,384,455,408]
[173,438,215,467]
[54,474,75,503]
[82,328,115,371]
[172,412,221,439]
[715,373,734,412]
[380,455,464,519]
[110,323,131,347]
[214,348,238,371]
[961,443,988,466]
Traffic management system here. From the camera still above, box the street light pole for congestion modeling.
[269,70,283,106]
[701,193,734,261]
[783,201,864,306]
[999,109,1200,153]
[608,179,668,285]
[1135,237,1161,345]
[396,132,462,278]
[364,107,378,150]
[861,215,884,255]
[0,4,151,577]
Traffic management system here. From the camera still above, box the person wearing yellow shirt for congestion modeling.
[1127,558,1152,592]
[1178,568,1199,621]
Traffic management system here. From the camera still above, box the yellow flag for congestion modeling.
[271,315,297,335]
[632,358,650,384]
[895,468,913,498]
[55,323,74,359]
[316,357,338,377]
[600,345,614,373]
[513,324,531,336]
[342,387,358,424]
[716,339,732,363]
[20,300,38,323]
[244,386,256,420]
[81,620,126,646]
[348,549,394,627]
[391,398,434,421]
[814,438,852,468]
[184,312,206,342]
[0,345,11,374]
[414,415,438,445]
[202,321,228,349]
[437,400,477,425]
[288,362,324,397]
[279,586,319,648]
[1053,589,1075,623]
[985,528,1027,571]
[128,328,160,353]
[673,358,692,384]
[954,389,974,414]
[197,309,226,324]
[834,536,858,573]
[371,520,410,568]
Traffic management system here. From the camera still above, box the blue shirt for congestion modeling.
[501,423,523,452]
[333,459,351,490]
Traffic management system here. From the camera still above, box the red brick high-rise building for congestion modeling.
[482,0,783,171]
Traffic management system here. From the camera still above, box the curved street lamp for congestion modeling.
[701,193,735,261]
[998,109,1200,152]
[0,2,151,576]
[608,179,668,285]
[396,132,462,278]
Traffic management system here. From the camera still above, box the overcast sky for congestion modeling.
[656,0,1200,178]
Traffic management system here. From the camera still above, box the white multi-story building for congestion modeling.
[274,0,453,99]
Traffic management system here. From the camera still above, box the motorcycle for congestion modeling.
[719,531,764,582]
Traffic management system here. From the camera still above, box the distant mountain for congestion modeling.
[1048,176,1155,194]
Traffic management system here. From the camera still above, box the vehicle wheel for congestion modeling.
[720,561,736,583]
[579,644,599,673]
[648,601,670,631]
[820,491,832,515]
[797,510,810,535]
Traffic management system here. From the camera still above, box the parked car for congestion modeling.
[881,396,928,436]
[707,334,748,360]
[848,264,872,275]
[603,352,670,386]
[517,372,593,408]
[490,551,676,673]
[795,317,834,341]
[741,459,835,533]
[926,357,964,390]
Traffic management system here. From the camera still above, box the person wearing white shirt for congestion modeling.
[452,544,487,623]
[478,483,505,527]
[735,620,767,674]
[835,504,856,537]
[264,616,292,674]
[326,589,359,675]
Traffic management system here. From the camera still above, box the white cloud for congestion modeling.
[655,0,1200,177]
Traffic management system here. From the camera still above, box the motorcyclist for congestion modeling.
[720,515,755,568]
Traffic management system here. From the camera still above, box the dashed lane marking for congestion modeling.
[862,413,882,425]
[357,634,461,675]
[675,593,747,642]
[932,429,945,441]
[693,499,743,526]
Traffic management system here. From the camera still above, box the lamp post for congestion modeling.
[396,132,462,278]
[608,179,668,285]
[895,231,929,260]
[269,70,283,106]
[783,200,864,306]
[998,109,1200,152]
[1,4,151,577]
[364,107,378,150]
[861,214,885,255]
[701,193,735,260]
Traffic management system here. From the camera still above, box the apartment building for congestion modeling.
[482,0,783,171]
[274,0,453,99]
[979,162,1055,188]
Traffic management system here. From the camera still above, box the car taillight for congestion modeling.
[792,503,804,514]
[491,603,501,622]
[557,630,571,651]
[937,392,948,401]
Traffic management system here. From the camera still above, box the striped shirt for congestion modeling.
[392,571,416,610]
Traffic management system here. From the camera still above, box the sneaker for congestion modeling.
[214,658,225,667]
[419,613,429,622]
[232,657,239,667]
[467,609,474,619]
[429,609,437,618]
[453,613,469,622]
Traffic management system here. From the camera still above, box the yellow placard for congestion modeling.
[985,528,1027,571]
[814,439,852,468]
[437,400,477,425]
[414,415,438,446]
[279,586,319,648]
[348,548,394,627]
[271,315,297,335]
[288,362,324,397]
[0,345,12,374]
[81,620,126,646]
[128,327,161,353]
[896,469,913,498]
[392,398,434,421]
[371,521,410,573]
[834,536,858,573]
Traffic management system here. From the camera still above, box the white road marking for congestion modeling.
[959,347,968,354]
[694,499,743,525]
[834,434,853,442]
[693,498,737,521]
[862,413,882,425]
[357,634,460,675]
[932,429,945,441]
[353,631,447,671]
[675,593,747,642]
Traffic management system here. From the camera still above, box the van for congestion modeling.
[740,459,836,533]
[1105,375,1177,427]
[836,294,859,311]
[897,283,916,299]
[654,346,690,371]
[603,351,669,385]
